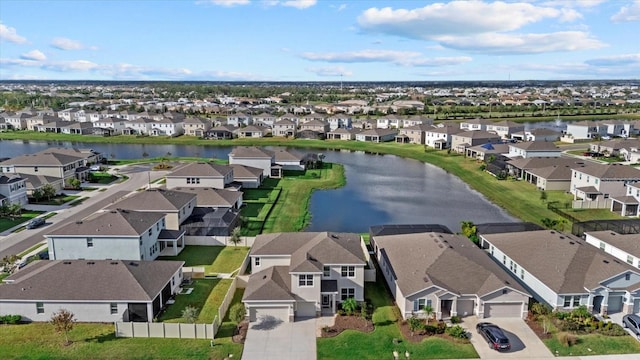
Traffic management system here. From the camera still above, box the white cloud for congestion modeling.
[585,53,640,66]
[51,37,85,50]
[357,2,580,39]
[43,60,100,72]
[306,66,352,77]
[281,0,316,9]
[198,0,250,6]
[301,49,471,67]
[0,23,27,44]
[438,31,606,54]
[20,49,46,61]
[611,0,640,22]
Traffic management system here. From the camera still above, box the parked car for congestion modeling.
[38,251,49,260]
[90,164,102,171]
[622,314,640,339]
[26,217,45,229]
[476,322,511,351]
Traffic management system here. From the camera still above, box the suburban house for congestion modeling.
[600,120,634,138]
[183,117,211,137]
[172,187,243,209]
[525,164,577,191]
[486,120,525,139]
[425,125,462,150]
[584,231,640,268]
[226,113,252,127]
[93,117,129,135]
[0,174,28,206]
[451,131,501,153]
[566,121,605,140]
[3,112,31,129]
[481,230,640,316]
[61,122,95,135]
[326,115,351,130]
[105,189,196,230]
[506,157,590,181]
[229,147,277,177]
[278,113,300,126]
[355,128,398,143]
[253,112,276,127]
[228,164,264,188]
[376,115,402,129]
[373,231,530,320]
[611,181,640,217]
[299,119,329,139]
[273,149,307,171]
[150,117,184,136]
[45,209,184,261]
[396,124,433,144]
[0,148,100,185]
[571,164,640,202]
[13,173,64,197]
[511,128,562,142]
[326,128,359,140]
[460,118,491,131]
[272,119,297,137]
[34,120,75,133]
[127,118,156,135]
[402,116,433,128]
[165,162,234,190]
[243,232,368,322]
[0,260,184,322]
[465,143,510,161]
[590,138,640,159]
[507,141,562,159]
[237,125,267,138]
[206,125,238,140]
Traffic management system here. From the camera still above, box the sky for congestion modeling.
[0,0,639,81]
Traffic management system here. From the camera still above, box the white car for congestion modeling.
[90,165,101,171]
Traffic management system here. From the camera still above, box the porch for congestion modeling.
[610,196,640,217]
[158,229,186,256]
[321,280,338,316]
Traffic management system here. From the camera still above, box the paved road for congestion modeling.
[0,165,167,259]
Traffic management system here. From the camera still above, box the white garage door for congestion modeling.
[634,299,640,314]
[249,306,290,323]
[296,302,317,318]
[484,303,522,318]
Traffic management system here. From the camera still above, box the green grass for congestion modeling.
[158,279,232,323]
[17,242,46,258]
[543,333,640,356]
[0,322,242,360]
[0,211,44,233]
[317,280,478,360]
[88,172,118,184]
[158,246,248,275]
[31,195,80,206]
[240,202,266,218]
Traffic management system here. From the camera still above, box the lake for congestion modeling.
[0,140,517,233]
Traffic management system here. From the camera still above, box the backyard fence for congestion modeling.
[573,199,611,209]
[114,321,215,339]
[185,235,255,247]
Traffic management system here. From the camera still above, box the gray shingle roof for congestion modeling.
[243,266,295,302]
[482,230,638,293]
[168,162,232,177]
[106,189,195,212]
[0,260,183,301]
[510,141,560,151]
[229,146,274,159]
[586,231,640,258]
[229,164,263,179]
[575,164,640,180]
[374,232,529,297]
[48,209,165,237]
[172,187,241,207]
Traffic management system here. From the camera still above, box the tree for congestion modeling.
[67,178,81,190]
[181,305,199,324]
[460,220,479,245]
[51,309,75,345]
[229,303,246,330]
[229,226,242,247]
[407,316,422,336]
[32,188,44,203]
[423,304,434,324]
[341,298,357,316]
[41,184,57,201]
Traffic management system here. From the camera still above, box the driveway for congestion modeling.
[607,313,640,341]
[242,316,317,360]
[461,316,554,359]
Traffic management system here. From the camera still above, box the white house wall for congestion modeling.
[291,273,321,302]
[229,158,272,177]
[0,300,141,322]
[251,255,290,270]
[585,233,640,267]
[48,236,142,261]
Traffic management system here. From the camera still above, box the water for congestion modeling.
[0,140,517,233]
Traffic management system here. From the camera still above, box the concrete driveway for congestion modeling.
[241,316,317,360]
[461,316,554,359]
[607,313,640,341]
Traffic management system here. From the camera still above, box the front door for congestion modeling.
[322,295,331,309]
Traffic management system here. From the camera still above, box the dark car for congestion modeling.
[476,322,511,351]
[622,314,640,339]
[26,217,45,229]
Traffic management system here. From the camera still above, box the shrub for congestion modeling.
[554,311,570,320]
[597,323,627,336]
[423,324,438,335]
[229,303,246,325]
[436,321,447,334]
[559,319,582,332]
[531,302,551,317]
[0,314,21,324]
[407,316,423,336]
[341,298,358,316]
[446,325,468,339]
[450,315,461,324]
[557,332,578,347]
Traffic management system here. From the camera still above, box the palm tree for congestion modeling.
[423,304,434,324]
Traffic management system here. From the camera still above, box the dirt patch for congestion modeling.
[321,315,374,338]
[526,318,553,340]
[232,321,248,344]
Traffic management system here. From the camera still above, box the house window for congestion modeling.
[341,288,355,301]
[490,246,494,255]
[625,273,631,281]
[110,303,118,314]
[520,269,525,280]
[413,298,426,312]
[87,238,93,248]
[509,260,514,271]
[513,263,518,273]
[36,302,44,314]
[148,228,153,236]
[299,274,313,287]
[341,266,355,278]
[563,295,581,308]
[599,242,605,250]
[255,257,261,267]
[34,166,38,172]
[323,266,330,278]
[503,255,506,264]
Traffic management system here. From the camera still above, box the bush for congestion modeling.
[423,324,438,335]
[229,303,246,325]
[446,325,468,339]
[0,314,21,324]
[597,323,627,336]
[450,315,461,324]
[559,319,583,332]
[436,321,447,334]
[557,332,578,347]
[531,302,551,317]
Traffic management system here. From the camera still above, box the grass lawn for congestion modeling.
[30,194,80,206]
[317,280,478,360]
[0,211,44,233]
[544,333,640,356]
[87,172,118,184]
[159,278,232,323]
[240,202,266,218]
[0,322,242,360]
[158,246,248,275]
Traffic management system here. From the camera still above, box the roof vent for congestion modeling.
[110,261,118,265]
[330,234,338,239]
[423,277,429,283]
[603,260,610,264]
[129,261,138,266]
[550,231,555,234]
[76,221,83,224]
[559,236,565,239]
[569,241,575,245]
[438,244,444,248]
[449,246,454,249]
[263,275,267,279]
[110,210,117,213]
[63,261,72,264]
[87,261,95,265]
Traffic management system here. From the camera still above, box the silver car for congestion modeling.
[622,314,640,339]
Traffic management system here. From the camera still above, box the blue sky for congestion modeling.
[1,0,639,81]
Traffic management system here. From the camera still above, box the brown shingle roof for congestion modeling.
[510,141,560,151]
[575,164,640,180]
[586,231,640,258]
[172,187,242,207]
[168,162,232,177]
[106,189,195,212]
[48,209,164,237]
[229,146,274,159]
[243,266,295,302]
[0,260,183,301]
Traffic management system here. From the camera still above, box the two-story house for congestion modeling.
[0,174,28,206]
[611,181,640,217]
[566,121,606,140]
[106,189,196,230]
[46,209,184,261]
[183,117,211,137]
[571,164,640,202]
[451,130,501,154]
[227,113,253,127]
[151,117,184,136]
[272,119,297,137]
[585,231,640,269]
[486,120,525,139]
[242,232,367,322]
[460,118,491,131]
[326,115,351,130]
[253,112,276,127]
[0,148,96,185]
[165,162,234,190]
[94,117,129,135]
[396,124,433,144]
[507,141,562,159]
[229,147,277,177]
[424,125,462,150]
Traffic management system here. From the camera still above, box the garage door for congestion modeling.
[457,300,475,317]
[296,302,317,318]
[484,303,522,318]
[634,299,640,314]
[608,296,623,313]
[249,306,290,323]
